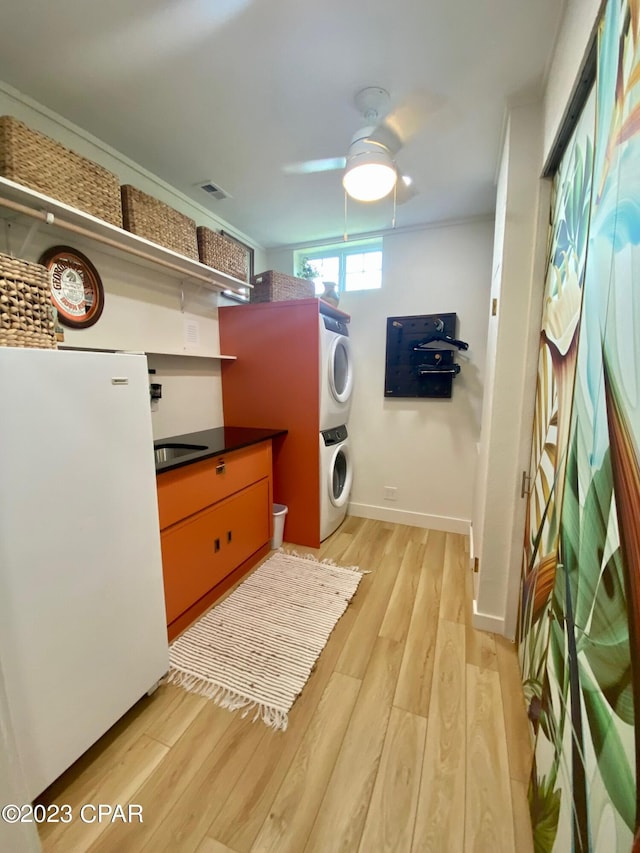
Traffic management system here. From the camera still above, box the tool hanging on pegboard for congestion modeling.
[384,313,468,398]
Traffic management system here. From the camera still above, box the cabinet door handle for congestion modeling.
[216,461,226,475]
[227,530,232,543]
[214,537,220,552]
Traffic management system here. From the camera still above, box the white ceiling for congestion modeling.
[0,0,564,249]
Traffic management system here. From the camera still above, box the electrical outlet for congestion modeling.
[383,486,398,501]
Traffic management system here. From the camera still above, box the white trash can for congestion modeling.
[271,503,288,549]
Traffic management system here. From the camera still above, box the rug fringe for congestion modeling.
[164,669,290,731]
[280,548,370,574]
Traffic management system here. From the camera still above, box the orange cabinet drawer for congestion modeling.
[161,478,270,625]
[156,442,271,530]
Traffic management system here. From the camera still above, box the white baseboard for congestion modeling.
[348,502,470,535]
[472,598,506,634]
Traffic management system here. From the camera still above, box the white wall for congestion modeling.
[473,0,602,638]
[543,0,602,162]
[0,82,266,439]
[472,103,549,637]
[147,354,223,440]
[270,219,494,533]
[471,124,510,571]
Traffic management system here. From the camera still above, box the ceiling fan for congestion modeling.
[284,87,426,204]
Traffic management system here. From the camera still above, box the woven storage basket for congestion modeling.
[0,253,57,349]
[121,185,199,260]
[0,116,122,227]
[197,227,247,280]
[250,270,315,303]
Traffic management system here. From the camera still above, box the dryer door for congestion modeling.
[328,336,354,404]
[329,442,353,508]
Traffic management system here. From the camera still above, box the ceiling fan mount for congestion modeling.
[353,86,391,124]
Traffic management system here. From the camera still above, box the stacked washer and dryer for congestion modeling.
[318,312,354,540]
[219,297,355,547]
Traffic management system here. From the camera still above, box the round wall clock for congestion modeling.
[39,245,105,329]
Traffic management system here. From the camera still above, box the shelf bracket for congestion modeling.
[179,280,208,314]
[2,218,11,255]
[18,219,42,258]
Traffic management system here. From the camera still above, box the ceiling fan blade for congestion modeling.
[283,156,346,175]
[367,123,402,155]
[395,174,418,205]
[369,91,442,153]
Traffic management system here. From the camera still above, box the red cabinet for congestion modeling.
[220,298,351,547]
[157,443,271,530]
[157,442,273,640]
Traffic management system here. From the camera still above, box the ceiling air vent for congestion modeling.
[199,181,231,200]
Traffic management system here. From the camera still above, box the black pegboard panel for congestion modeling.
[384,313,460,398]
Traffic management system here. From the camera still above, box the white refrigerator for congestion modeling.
[0,347,169,801]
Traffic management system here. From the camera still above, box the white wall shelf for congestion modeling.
[0,176,251,296]
[145,351,237,360]
[57,345,237,360]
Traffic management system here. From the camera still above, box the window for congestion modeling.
[294,239,383,295]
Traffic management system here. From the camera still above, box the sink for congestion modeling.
[154,443,207,464]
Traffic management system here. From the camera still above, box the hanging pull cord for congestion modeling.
[392,179,397,229]
[344,190,348,241]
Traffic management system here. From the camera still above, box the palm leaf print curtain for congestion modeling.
[518,2,640,850]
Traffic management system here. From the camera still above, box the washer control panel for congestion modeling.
[321,425,349,446]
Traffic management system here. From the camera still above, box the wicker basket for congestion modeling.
[250,270,315,303]
[0,116,123,227]
[197,227,247,280]
[121,185,199,260]
[0,253,57,349]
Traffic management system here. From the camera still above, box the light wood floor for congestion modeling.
[36,517,534,853]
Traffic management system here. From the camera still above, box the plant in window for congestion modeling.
[297,257,319,279]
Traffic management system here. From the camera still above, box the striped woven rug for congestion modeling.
[166,551,364,730]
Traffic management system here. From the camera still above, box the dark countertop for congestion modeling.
[154,426,287,474]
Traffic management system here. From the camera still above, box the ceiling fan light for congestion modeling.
[342,154,397,202]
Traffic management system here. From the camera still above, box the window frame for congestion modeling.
[294,238,383,294]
